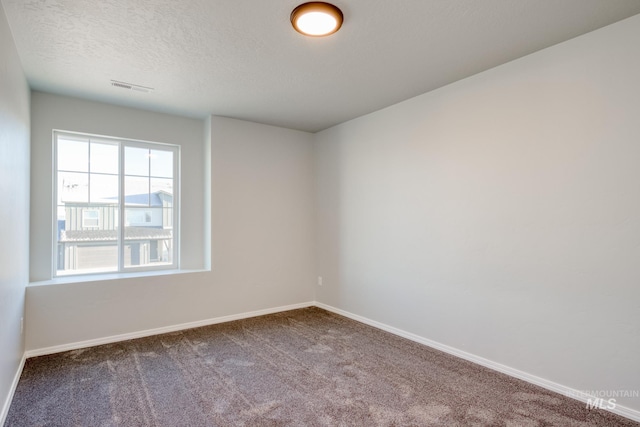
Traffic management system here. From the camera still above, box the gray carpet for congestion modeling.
[5,307,638,426]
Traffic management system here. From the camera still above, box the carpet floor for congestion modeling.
[5,307,637,426]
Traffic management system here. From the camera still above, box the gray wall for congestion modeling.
[314,14,640,411]
[0,5,30,422]
[26,114,316,350]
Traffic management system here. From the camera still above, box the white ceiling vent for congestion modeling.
[110,80,154,93]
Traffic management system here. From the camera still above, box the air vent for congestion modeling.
[110,80,154,93]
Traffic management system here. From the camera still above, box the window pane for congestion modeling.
[90,173,118,203]
[150,149,173,178]
[58,172,88,204]
[124,234,173,268]
[125,146,149,176]
[124,202,173,268]
[124,175,149,205]
[163,207,173,229]
[57,138,88,172]
[151,178,173,198]
[90,142,118,174]
[56,204,119,275]
[125,207,155,226]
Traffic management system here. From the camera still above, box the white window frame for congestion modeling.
[53,130,180,277]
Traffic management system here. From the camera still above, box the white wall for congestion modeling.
[0,4,30,423]
[26,113,315,350]
[209,117,315,297]
[315,14,640,412]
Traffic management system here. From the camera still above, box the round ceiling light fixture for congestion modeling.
[291,2,343,37]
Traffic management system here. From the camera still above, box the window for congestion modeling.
[54,131,179,276]
[82,209,100,228]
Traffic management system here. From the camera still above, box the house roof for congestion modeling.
[123,192,164,207]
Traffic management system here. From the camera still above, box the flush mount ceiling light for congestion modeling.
[291,2,343,37]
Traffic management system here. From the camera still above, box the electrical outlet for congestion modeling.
[317,276,323,286]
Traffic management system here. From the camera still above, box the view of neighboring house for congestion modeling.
[57,190,173,272]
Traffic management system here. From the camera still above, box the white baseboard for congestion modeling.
[0,353,26,427]
[315,302,640,423]
[25,301,314,358]
[19,300,640,423]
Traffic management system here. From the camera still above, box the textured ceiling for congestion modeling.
[3,0,640,132]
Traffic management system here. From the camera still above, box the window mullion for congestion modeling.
[148,149,151,208]
[118,141,125,272]
[173,146,179,268]
[52,133,59,278]
[87,141,91,203]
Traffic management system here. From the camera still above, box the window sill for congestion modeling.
[28,268,209,288]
